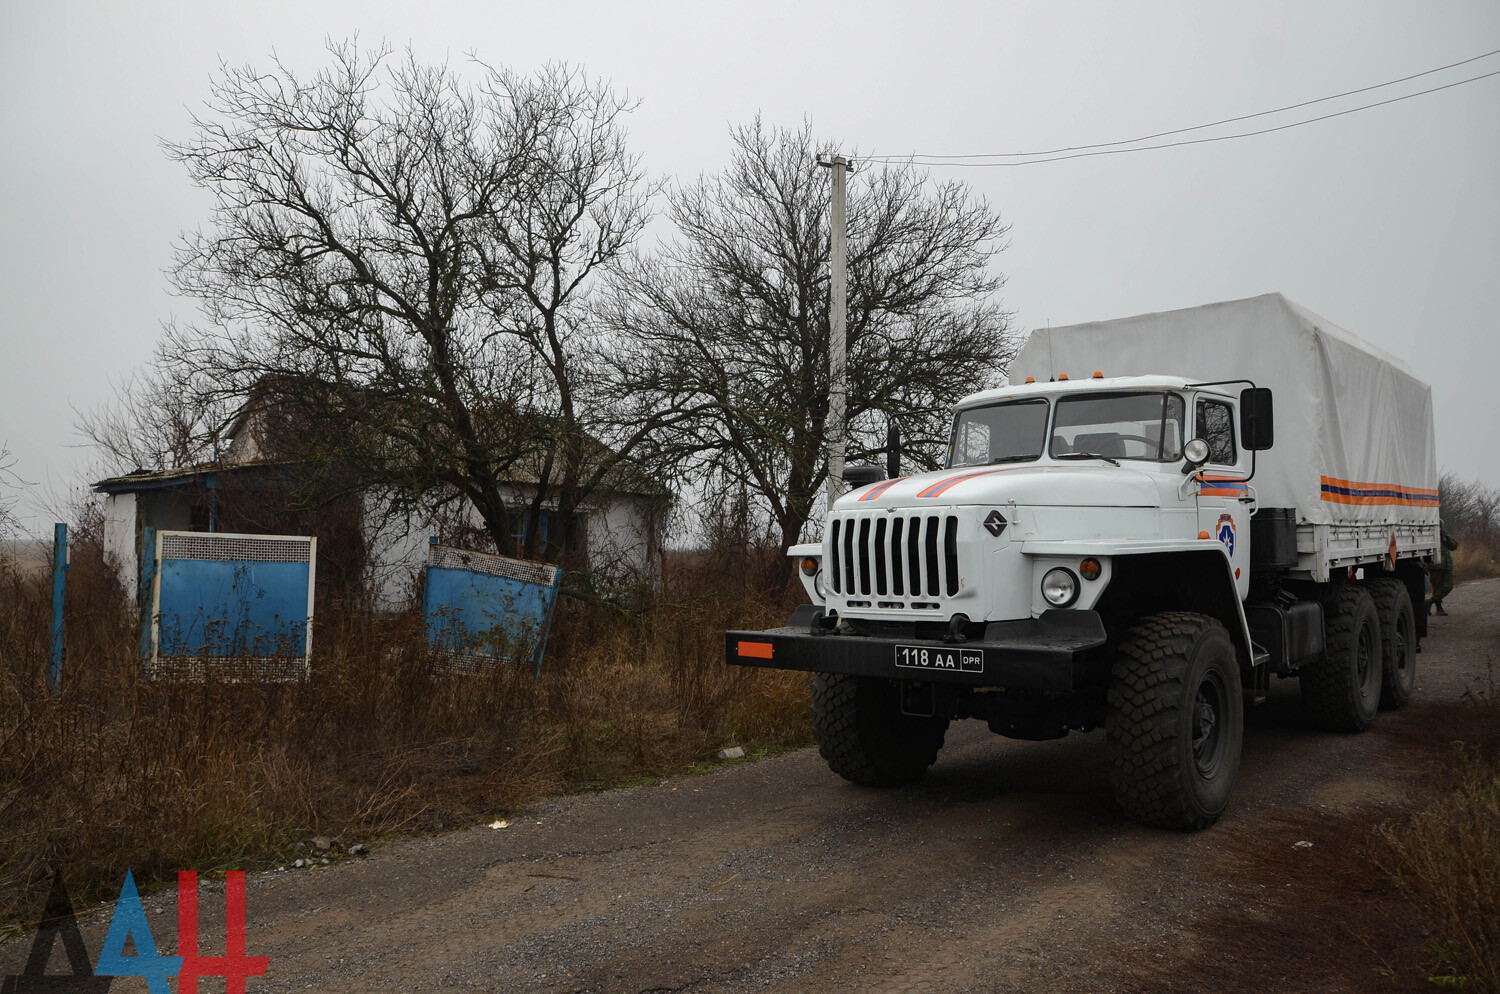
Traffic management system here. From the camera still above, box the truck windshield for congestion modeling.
[1050,392,1185,462]
[948,399,1050,467]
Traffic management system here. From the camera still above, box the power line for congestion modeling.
[879,47,1500,160]
[865,50,1500,168]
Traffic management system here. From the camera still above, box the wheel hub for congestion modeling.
[1357,626,1374,699]
[1192,677,1225,777]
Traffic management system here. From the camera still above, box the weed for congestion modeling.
[1377,662,1500,993]
[1451,541,1500,582]
[0,527,811,928]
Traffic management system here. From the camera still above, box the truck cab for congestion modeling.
[814,375,1256,627]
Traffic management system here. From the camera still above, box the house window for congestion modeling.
[1196,400,1237,465]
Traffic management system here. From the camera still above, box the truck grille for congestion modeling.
[828,513,960,600]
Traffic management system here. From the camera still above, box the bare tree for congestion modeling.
[1439,471,1500,547]
[152,40,676,566]
[0,444,21,540]
[607,119,1016,566]
[76,367,237,474]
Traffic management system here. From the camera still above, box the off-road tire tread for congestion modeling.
[1300,585,1381,732]
[1106,611,1240,831]
[1366,578,1415,710]
[811,672,947,786]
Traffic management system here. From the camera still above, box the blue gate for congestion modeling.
[146,530,316,681]
[422,539,562,675]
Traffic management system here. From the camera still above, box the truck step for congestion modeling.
[1248,643,1271,705]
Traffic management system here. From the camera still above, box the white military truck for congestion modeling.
[727,293,1439,830]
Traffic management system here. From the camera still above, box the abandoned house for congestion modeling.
[96,395,669,612]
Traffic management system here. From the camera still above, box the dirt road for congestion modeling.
[6,579,1496,993]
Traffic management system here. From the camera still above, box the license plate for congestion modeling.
[893,644,983,673]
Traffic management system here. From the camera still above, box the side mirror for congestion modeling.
[1181,437,1211,475]
[1240,387,1274,451]
[886,421,901,479]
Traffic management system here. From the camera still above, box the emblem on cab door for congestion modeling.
[1216,513,1236,557]
[984,510,1008,537]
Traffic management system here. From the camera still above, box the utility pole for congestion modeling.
[818,154,853,510]
[49,522,67,694]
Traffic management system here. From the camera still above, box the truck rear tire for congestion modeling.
[1106,612,1244,830]
[810,673,948,787]
[1301,584,1383,731]
[1366,578,1416,710]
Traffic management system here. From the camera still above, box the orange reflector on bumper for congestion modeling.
[737,641,773,659]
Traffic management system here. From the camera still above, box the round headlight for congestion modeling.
[1041,567,1079,607]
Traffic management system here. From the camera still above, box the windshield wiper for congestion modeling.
[1056,452,1121,467]
[988,454,1038,465]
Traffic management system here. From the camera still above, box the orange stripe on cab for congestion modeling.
[737,641,773,659]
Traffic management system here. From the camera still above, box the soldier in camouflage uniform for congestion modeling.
[1427,528,1459,616]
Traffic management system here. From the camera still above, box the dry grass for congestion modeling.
[1441,472,1500,583]
[1452,540,1500,582]
[0,532,811,930]
[1377,663,1500,993]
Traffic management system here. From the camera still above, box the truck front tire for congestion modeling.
[810,672,948,787]
[1366,578,1416,710]
[1301,584,1383,731]
[1106,612,1244,830]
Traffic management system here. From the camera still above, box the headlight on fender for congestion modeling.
[1041,567,1079,608]
[800,557,819,577]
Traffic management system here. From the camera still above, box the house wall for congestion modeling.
[103,493,138,608]
[361,487,664,612]
[104,480,666,615]
[140,492,196,532]
[362,496,432,613]
[101,490,202,610]
[592,496,659,580]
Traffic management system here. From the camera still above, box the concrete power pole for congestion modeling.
[820,154,853,510]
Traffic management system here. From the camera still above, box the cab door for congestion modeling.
[1194,395,1251,599]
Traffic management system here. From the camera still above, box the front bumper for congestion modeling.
[726,610,1109,692]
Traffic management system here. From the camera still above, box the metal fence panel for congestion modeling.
[148,530,316,682]
[422,540,562,675]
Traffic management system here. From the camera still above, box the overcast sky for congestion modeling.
[2,0,1496,534]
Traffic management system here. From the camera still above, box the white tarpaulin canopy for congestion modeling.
[1010,293,1438,528]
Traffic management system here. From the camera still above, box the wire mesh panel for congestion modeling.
[422,541,562,675]
[149,530,316,683]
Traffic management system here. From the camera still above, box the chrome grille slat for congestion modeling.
[846,517,858,595]
[918,515,930,593]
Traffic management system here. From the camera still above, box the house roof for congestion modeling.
[96,381,671,500]
[92,460,294,495]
